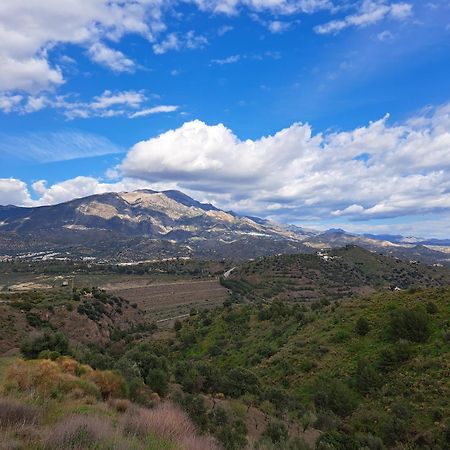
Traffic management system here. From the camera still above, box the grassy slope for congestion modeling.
[0,356,216,450]
[175,286,450,445]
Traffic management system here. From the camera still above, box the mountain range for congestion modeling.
[0,189,449,264]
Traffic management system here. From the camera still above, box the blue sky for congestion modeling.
[1,0,450,237]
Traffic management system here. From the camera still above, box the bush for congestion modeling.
[313,380,359,417]
[355,317,370,336]
[381,401,411,444]
[354,358,382,394]
[224,367,260,397]
[378,340,414,372]
[21,331,70,359]
[388,307,431,343]
[426,301,438,314]
[87,370,125,399]
[262,420,289,444]
[122,402,220,449]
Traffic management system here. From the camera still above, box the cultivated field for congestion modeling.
[105,278,230,324]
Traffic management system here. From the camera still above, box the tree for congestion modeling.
[21,332,70,359]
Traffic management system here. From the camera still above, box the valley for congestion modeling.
[0,245,449,449]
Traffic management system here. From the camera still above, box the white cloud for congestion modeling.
[0,0,165,93]
[153,31,208,54]
[267,20,291,33]
[0,94,23,113]
[315,1,413,34]
[87,43,135,73]
[0,131,123,163]
[0,89,178,119]
[192,0,333,15]
[119,103,450,221]
[376,30,394,41]
[0,178,32,206]
[90,90,146,110]
[211,55,241,64]
[153,33,181,54]
[0,0,337,95]
[217,25,234,35]
[129,105,179,118]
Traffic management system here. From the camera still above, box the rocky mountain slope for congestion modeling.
[0,189,448,263]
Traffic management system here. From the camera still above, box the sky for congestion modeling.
[1,0,450,237]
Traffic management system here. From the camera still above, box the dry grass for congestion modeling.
[0,397,38,428]
[43,414,116,449]
[123,402,196,440]
[179,434,221,450]
[122,402,221,449]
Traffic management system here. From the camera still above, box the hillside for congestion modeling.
[172,287,450,448]
[223,246,450,302]
[0,256,449,448]
[0,288,152,354]
[0,356,220,450]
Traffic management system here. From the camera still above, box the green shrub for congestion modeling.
[262,420,288,444]
[21,331,70,359]
[355,317,370,336]
[378,340,414,372]
[314,380,359,417]
[354,358,382,394]
[388,308,431,343]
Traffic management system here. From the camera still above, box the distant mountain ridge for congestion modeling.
[0,189,449,264]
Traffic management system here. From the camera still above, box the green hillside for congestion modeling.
[172,287,450,449]
[223,246,450,302]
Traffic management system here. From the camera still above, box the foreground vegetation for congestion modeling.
[1,248,449,449]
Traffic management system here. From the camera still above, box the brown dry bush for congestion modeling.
[56,356,79,375]
[6,360,60,396]
[109,398,132,413]
[43,414,116,449]
[87,370,125,399]
[0,397,39,428]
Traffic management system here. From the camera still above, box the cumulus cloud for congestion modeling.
[3,103,450,230]
[0,0,336,96]
[0,179,33,206]
[315,0,413,34]
[0,0,165,93]
[120,103,450,221]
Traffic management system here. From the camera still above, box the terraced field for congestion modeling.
[106,279,229,324]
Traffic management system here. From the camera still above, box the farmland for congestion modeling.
[105,278,229,323]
